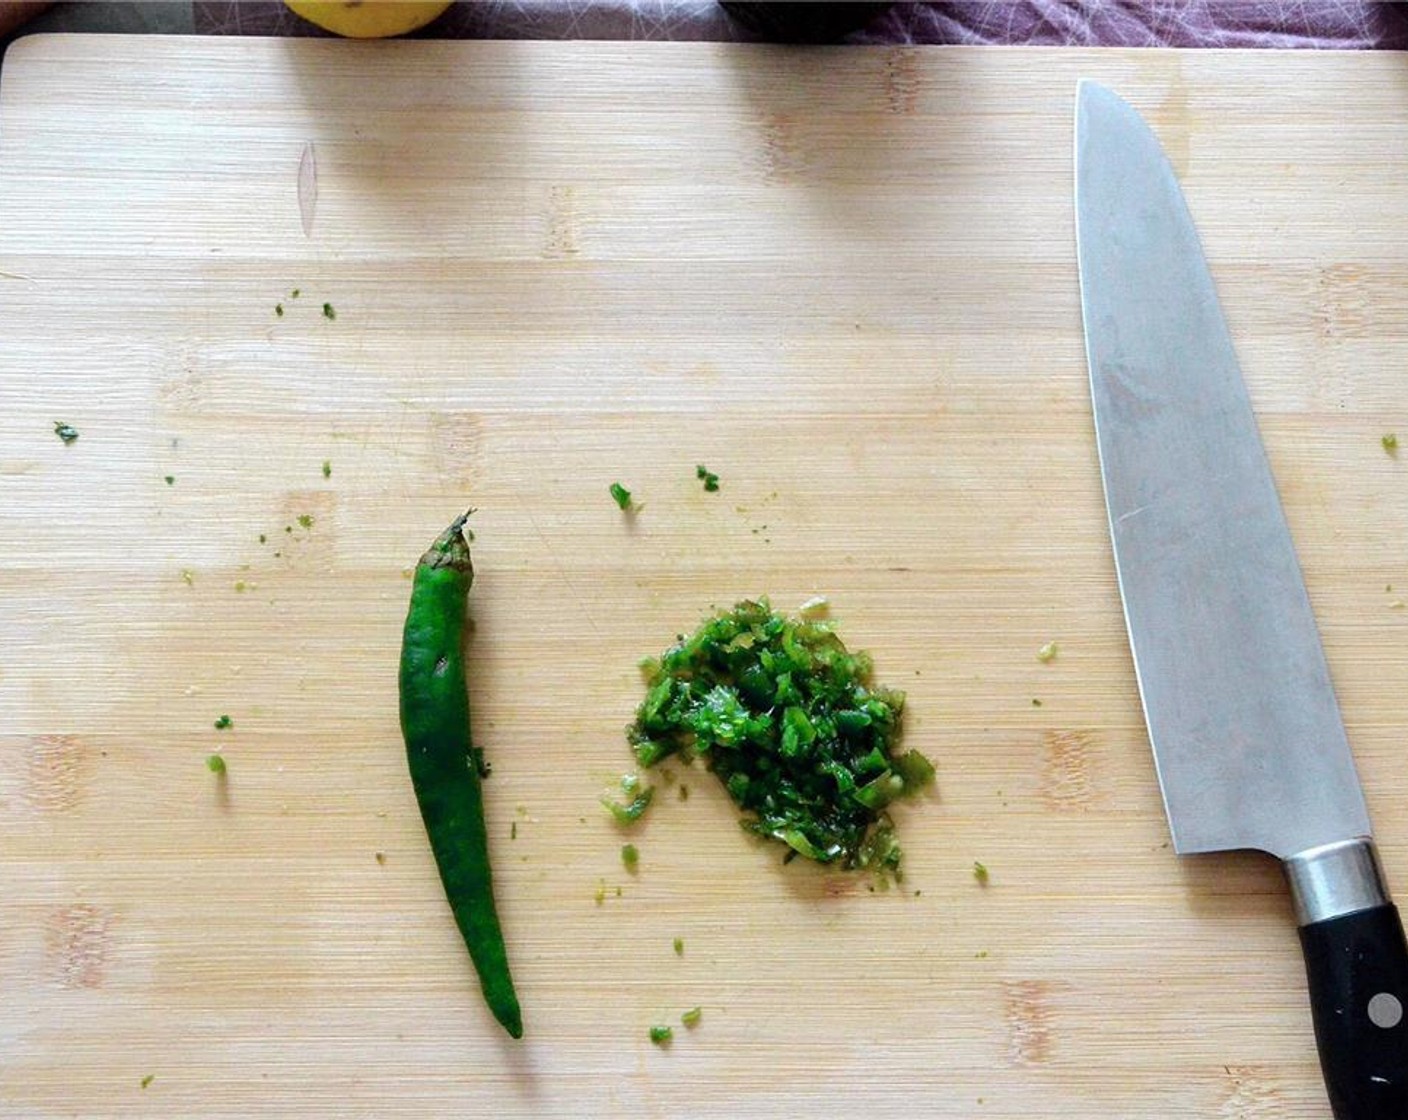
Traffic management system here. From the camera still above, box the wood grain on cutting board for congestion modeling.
[3,35,1408,1119]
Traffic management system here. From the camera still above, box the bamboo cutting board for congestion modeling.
[3,35,1408,1120]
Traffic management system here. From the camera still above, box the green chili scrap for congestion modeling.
[695,463,720,492]
[627,598,933,874]
[213,715,232,730]
[53,421,79,445]
[609,482,633,511]
[649,1025,673,1045]
[601,785,653,825]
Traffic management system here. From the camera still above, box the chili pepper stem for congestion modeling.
[421,508,476,570]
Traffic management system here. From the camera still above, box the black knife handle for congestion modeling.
[1299,904,1408,1118]
[1284,839,1408,1120]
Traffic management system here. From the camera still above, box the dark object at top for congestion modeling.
[720,2,892,43]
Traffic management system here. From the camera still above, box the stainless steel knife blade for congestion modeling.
[1074,79,1369,860]
[1075,79,1408,1120]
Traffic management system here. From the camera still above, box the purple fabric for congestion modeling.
[860,2,1408,48]
[194,1,1408,48]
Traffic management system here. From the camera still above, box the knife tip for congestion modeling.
[1074,80,1142,154]
[1076,78,1115,108]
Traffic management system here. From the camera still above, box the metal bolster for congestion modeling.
[1283,838,1391,927]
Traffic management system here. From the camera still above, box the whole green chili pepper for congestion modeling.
[399,511,523,1039]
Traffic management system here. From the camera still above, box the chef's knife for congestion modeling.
[1075,80,1408,1119]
